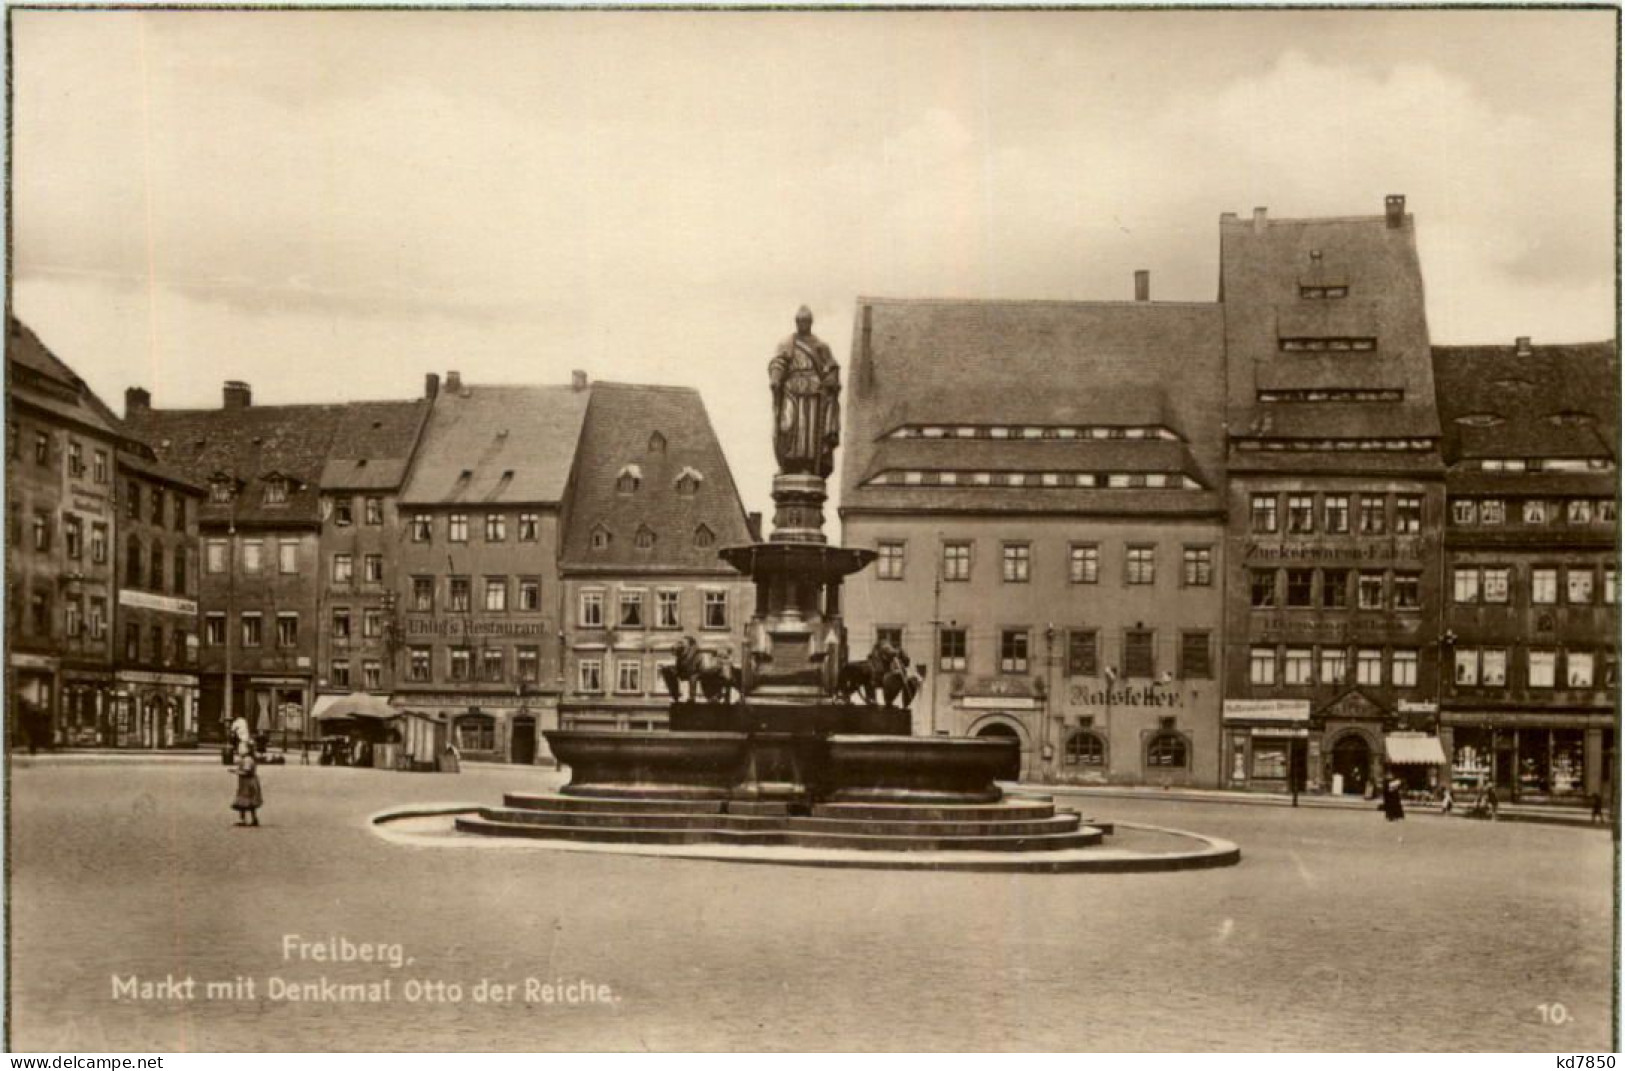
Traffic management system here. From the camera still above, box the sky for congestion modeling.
[9,7,1617,518]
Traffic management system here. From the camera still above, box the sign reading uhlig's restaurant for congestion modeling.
[404,617,546,638]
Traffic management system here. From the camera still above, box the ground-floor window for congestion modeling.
[1064,730,1105,767]
[1452,726,1590,798]
[457,715,496,752]
[1146,731,1188,769]
[1251,741,1290,780]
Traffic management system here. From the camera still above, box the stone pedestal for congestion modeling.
[770,473,829,544]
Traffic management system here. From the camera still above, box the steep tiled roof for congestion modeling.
[560,382,751,571]
[123,402,347,527]
[1432,342,1619,466]
[840,298,1226,515]
[7,317,124,440]
[1220,210,1440,442]
[398,383,589,506]
[319,399,430,491]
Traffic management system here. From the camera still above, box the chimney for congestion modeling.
[1515,336,1533,357]
[425,373,440,400]
[223,381,252,410]
[445,370,462,394]
[746,512,763,542]
[1220,211,1239,223]
[124,386,151,415]
[1252,206,1268,232]
[1385,194,1406,228]
[1133,270,1150,302]
[572,370,588,392]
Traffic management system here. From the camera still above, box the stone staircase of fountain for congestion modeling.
[452,793,1111,852]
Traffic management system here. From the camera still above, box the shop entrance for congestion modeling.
[511,716,536,766]
[1330,735,1372,796]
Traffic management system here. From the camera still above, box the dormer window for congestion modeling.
[675,467,704,495]
[648,432,667,455]
[208,477,234,504]
[616,464,642,494]
[590,524,612,551]
[1455,413,1506,428]
[1299,286,1349,300]
[262,477,289,505]
[635,525,656,550]
[693,524,715,549]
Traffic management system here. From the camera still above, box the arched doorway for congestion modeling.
[976,722,1020,742]
[1330,734,1373,796]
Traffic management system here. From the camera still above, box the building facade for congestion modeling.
[1433,339,1619,803]
[111,448,203,747]
[389,373,588,764]
[6,319,123,747]
[312,393,432,714]
[557,382,754,734]
[840,294,1229,785]
[1218,199,1448,796]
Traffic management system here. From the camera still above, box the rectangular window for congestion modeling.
[702,591,729,630]
[942,542,972,582]
[333,497,353,526]
[519,578,542,613]
[1392,649,1418,688]
[364,555,383,583]
[1125,546,1155,585]
[1524,500,1550,525]
[1356,648,1383,686]
[655,589,680,628]
[1323,495,1350,534]
[1568,499,1595,525]
[1483,567,1510,604]
[204,613,226,646]
[1528,649,1556,689]
[151,489,165,526]
[580,591,605,628]
[173,498,186,533]
[1455,648,1481,687]
[1000,629,1029,674]
[91,523,108,564]
[1452,500,1478,526]
[365,497,383,525]
[877,540,906,580]
[1361,495,1389,535]
[1067,544,1098,585]
[1002,543,1031,583]
[1285,569,1314,608]
[1249,646,1276,685]
[173,546,188,595]
[64,516,82,560]
[1321,647,1348,685]
[1251,494,1278,533]
[124,623,139,661]
[1179,631,1211,679]
[1357,572,1386,610]
[276,613,299,648]
[67,441,83,478]
[875,626,904,652]
[1606,567,1619,605]
[87,596,105,639]
[485,514,507,542]
[332,608,352,640]
[1480,499,1506,525]
[1250,570,1277,609]
[64,597,82,638]
[485,578,508,612]
[1567,651,1595,688]
[483,648,505,683]
[616,659,642,694]
[1392,574,1421,611]
[93,449,108,484]
[448,647,472,682]
[1481,648,1508,687]
[619,591,645,628]
[1322,568,1350,609]
[1532,568,1558,605]
[29,591,51,636]
[449,577,471,613]
[412,576,434,612]
[1453,567,1480,604]
[411,514,432,542]
[449,514,469,543]
[1286,495,1315,534]
[408,647,432,682]
[1567,569,1594,605]
[240,613,263,648]
[940,628,968,672]
[363,608,383,639]
[331,660,351,688]
[1058,630,1095,677]
[1123,629,1155,679]
[333,554,353,583]
[578,658,603,693]
[278,540,298,574]
[363,661,382,690]
[33,430,50,465]
[242,539,263,574]
[1283,647,1313,685]
[1394,495,1422,534]
[1182,547,1213,587]
[518,513,539,541]
[517,647,539,683]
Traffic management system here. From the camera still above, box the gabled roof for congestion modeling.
[1432,342,1620,466]
[7,317,124,441]
[560,382,751,571]
[398,383,589,506]
[123,402,347,526]
[319,399,430,491]
[840,297,1226,516]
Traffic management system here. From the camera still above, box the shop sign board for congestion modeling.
[1223,699,1310,723]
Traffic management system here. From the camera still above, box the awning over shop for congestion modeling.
[1384,734,1448,765]
[312,693,396,722]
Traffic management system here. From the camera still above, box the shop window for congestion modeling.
[1361,495,1390,535]
[1567,651,1595,688]
[1000,629,1030,674]
[1283,647,1313,685]
[1356,648,1382,686]
[1323,495,1350,534]
[1065,731,1106,767]
[1285,570,1314,608]
[1527,650,1556,689]
[1321,648,1348,685]
[1250,495,1278,533]
[1146,732,1188,769]
[1067,544,1097,584]
[1179,632,1211,679]
[1322,568,1349,609]
[940,628,968,672]
[456,716,495,752]
[877,541,906,580]
[1392,649,1418,688]
[1249,647,1276,685]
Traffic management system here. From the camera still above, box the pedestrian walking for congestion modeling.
[1382,777,1405,822]
[1439,784,1454,815]
[1485,782,1499,821]
[230,743,263,828]
[1590,792,1604,824]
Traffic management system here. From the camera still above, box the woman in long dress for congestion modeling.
[231,743,263,827]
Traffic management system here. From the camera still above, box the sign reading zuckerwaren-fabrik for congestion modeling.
[1241,539,1427,562]
[405,617,546,638]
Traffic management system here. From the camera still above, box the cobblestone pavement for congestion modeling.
[7,760,1615,1052]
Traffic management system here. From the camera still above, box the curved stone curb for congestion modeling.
[368,806,1241,873]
